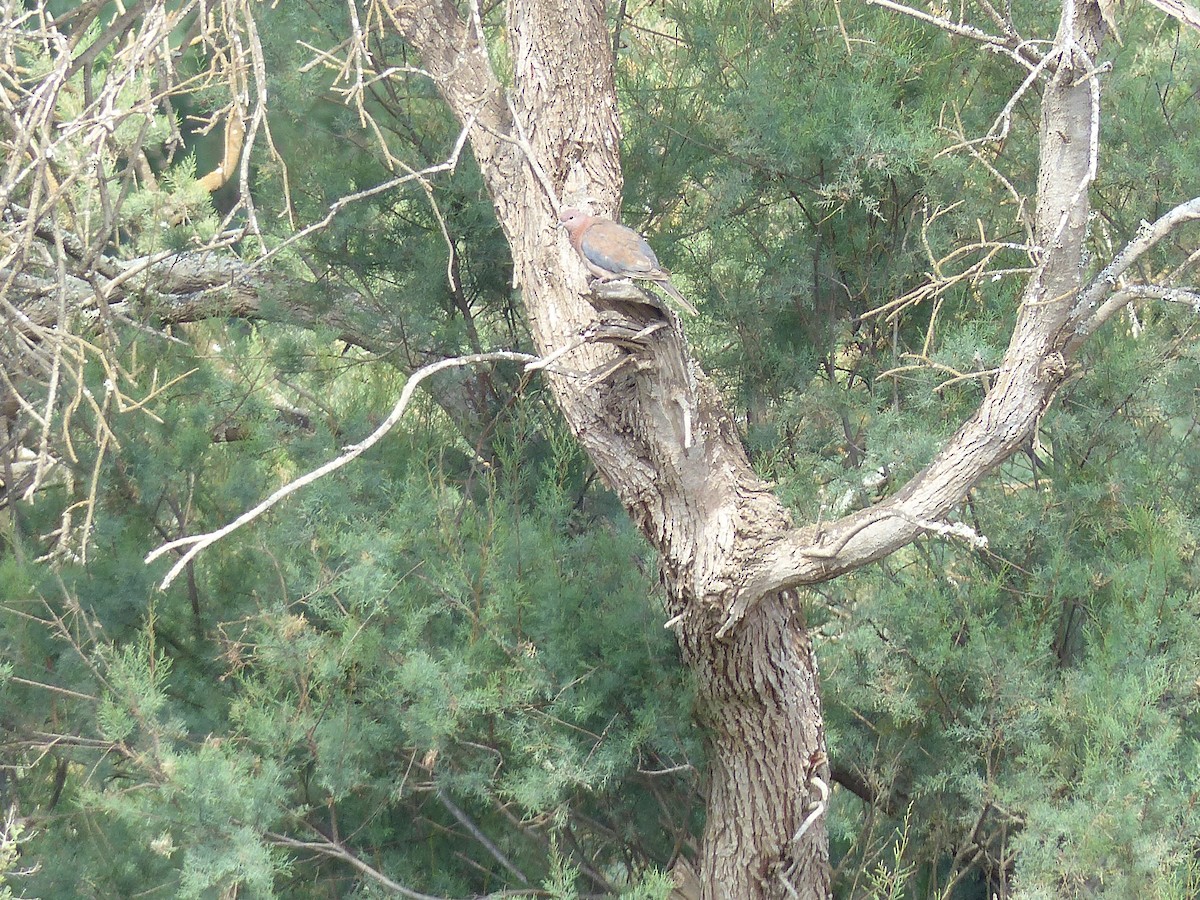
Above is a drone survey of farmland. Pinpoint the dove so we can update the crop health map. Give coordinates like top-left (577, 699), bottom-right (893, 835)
top-left (558, 208), bottom-right (699, 315)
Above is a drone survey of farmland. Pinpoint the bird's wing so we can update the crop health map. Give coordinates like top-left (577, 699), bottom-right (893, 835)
top-left (581, 221), bottom-right (658, 276)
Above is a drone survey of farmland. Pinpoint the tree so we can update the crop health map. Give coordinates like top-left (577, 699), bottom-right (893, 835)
top-left (3, 0), bottom-right (1200, 898)
top-left (376, 0), bottom-right (1200, 895)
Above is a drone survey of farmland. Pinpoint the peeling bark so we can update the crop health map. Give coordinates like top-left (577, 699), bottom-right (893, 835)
top-left (1, 0), bottom-right (1122, 893)
top-left (377, 0), bottom-right (1115, 895)
top-left (680, 593), bottom-right (829, 898)
top-left (383, 0), bottom-right (834, 894)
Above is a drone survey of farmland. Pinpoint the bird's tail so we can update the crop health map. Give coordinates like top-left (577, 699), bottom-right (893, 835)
top-left (657, 276), bottom-right (700, 316)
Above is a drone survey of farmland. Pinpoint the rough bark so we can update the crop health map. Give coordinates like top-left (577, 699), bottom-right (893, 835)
top-left (2, 0), bottom-right (1183, 892)
top-left (384, 0), bottom-right (834, 894)
top-left (376, 0), bottom-right (1114, 896)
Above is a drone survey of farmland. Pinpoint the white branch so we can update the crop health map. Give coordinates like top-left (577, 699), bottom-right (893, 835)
top-left (144, 351), bottom-right (539, 589)
top-left (1143, 0), bottom-right (1200, 33)
top-left (791, 776), bottom-right (829, 844)
top-left (249, 115), bottom-right (477, 271)
top-left (866, 0), bottom-right (1041, 68)
top-left (1068, 196), bottom-right (1200, 347)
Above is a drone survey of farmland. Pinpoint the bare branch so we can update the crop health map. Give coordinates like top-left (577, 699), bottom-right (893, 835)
top-left (249, 116), bottom-right (477, 270)
top-left (729, 0), bottom-right (1107, 608)
top-left (866, 0), bottom-right (1043, 68)
top-left (264, 830), bottom-right (452, 899)
top-left (1142, 0), bottom-right (1200, 32)
top-left (437, 790), bottom-right (530, 886)
top-left (145, 351), bottom-right (540, 589)
top-left (1065, 195), bottom-right (1200, 352)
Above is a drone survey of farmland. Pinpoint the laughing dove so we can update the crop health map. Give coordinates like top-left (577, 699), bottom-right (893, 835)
top-left (558, 208), bottom-right (699, 315)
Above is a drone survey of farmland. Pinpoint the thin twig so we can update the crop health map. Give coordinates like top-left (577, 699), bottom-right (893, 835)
top-left (437, 790), bottom-right (530, 886)
top-left (264, 830), bottom-right (449, 899)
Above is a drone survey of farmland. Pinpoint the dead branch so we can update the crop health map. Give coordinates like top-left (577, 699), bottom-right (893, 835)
top-left (1065, 195), bottom-right (1200, 353)
top-left (145, 351), bottom-right (540, 589)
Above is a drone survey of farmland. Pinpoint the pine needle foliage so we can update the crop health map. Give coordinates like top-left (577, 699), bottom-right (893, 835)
top-left (4, 0), bottom-right (1200, 896)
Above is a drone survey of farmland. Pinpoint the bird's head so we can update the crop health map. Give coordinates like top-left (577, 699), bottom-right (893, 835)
top-left (558, 208), bottom-right (589, 234)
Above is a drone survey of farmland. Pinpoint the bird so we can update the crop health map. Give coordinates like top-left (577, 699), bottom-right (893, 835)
top-left (558, 208), bottom-right (699, 315)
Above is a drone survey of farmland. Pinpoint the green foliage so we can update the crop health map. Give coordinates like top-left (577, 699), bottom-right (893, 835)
top-left (122, 154), bottom-right (224, 254)
top-left (865, 808), bottom-right (917, 900)
top-left (6, 0), bottom-right (1200, 896)
top-left (3, 325), bottom-right (695, 896)
top-left (819, 336), bottom-right (1200, 897)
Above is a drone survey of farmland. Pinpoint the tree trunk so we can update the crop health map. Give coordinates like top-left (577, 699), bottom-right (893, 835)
top-left (383, 0), bottom-right (1107, 896)
top-left (680, 592), bottom-right (828, 899)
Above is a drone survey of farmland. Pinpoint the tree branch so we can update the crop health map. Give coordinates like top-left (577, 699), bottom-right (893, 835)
top-left (866, 0), bottom-right (1043, 68)
top-left (1064, 195), bottom-right (1200, 353)
top-left (730, 0), bottom-right (1107, 612)
top-left (265, 830), bottom-right (451, 899)
top-left (145, 351), bottom-right (540, 589)
top-left (437, 790), bottom-right (530, 886)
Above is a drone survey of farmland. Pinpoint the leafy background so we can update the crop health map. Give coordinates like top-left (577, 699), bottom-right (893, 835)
top-left (3, 0), bottom-right (1200, 897)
